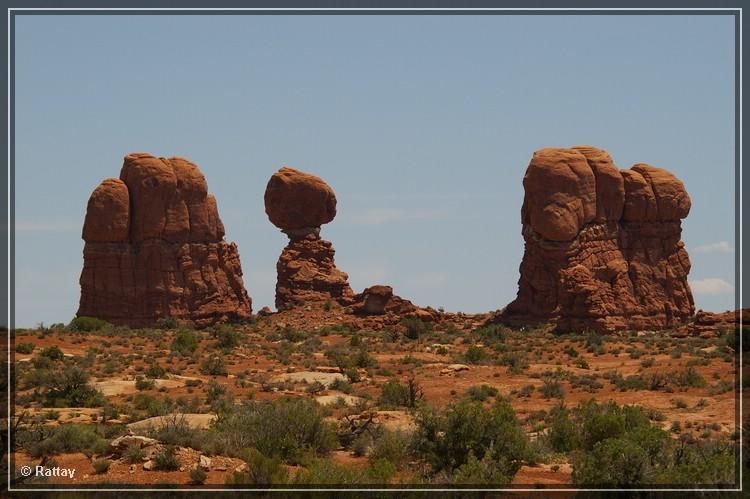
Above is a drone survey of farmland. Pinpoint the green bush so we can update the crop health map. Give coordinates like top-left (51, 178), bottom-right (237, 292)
top-left (368, 429), bottom-right (410, 467)
top-left (402, 317), bottom-right (431, 340)
top-left (44, 367), bottom-right (105, 407)
top-left (201, 355), bottom-right (228, 376)
top-left (92, 459), bottom-right (111, 474)
top-left (215, 325), bottom-right (241, 350)
top-left (189, 465), bottom-right (208, 484)
top-left (156, 316), bottom-right (180, 330)
top-left (145, 364), bottom-right (167, 379)
top-left (452, 447), bottom-right (513, 485)
top-left (15, 342), bottom-right (35, 354)
top-left (135, 377), bottom-right (156, 391)
top-left (379, 379), bottom-right (408, 407)
top-left (464, 345), bottom-right (490, 364)
top-left (412, 397), bottom-right (531, 478)
top-left (466, 384), bottom-right (499, 402)
top-left (546, 405), bottom-right (579, 453)
top-left (24, 424), bottom-right (109, 458)
top-left (474, 324), bottom-right (508, 345)
top-left (171, 330), bottom-right (199, 355)
top-left (226, 448), bottom-right (287, 485)
top-left (210, 398), bottom-right (337, 463)
top-left (292, 458), bottom-right (367, 484)
top-left (572, 438), bottom-right (649, 486)
top-left (123, 444), bottom-right (146, 464)
top-left (154, 445), bottom-right (180, 470)
top-left (69, 316), bottom-right (109, 332)
top-left (39, 345), bottom-right (64, 361)
top-left (540, 379), bottom-right (565, 399)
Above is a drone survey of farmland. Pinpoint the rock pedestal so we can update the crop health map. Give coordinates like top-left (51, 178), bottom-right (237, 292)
top-left (502, 146), bottom-right (694, 332)
top-left (77, 153), bottom-right (252, 327)
top-left (264, 167), bottom-right (353, 310)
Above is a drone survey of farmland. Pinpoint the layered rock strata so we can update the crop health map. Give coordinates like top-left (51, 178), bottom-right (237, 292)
top-left (78, 153), bottom-right (252, 327)
top-left (502, 146), bottom-right (694, 332)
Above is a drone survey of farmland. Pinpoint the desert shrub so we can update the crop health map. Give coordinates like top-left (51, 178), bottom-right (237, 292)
top-left (292, 458), bottom-right (367, 484)
top-left (145, 364), bottom-right (167, 379)
top-left (540, 379), bottom-right (565, 399)
top-left (206, 379), bottom-right (227, 404)
top-left (353, 348), bottom-right (376, 368)
top-left (123, 444), bottom-right (146, 464)
top-left (189, 465), bottom-right (208, 484)
top-left (412, 397), bottom-right (531, 478)
top-left (366, 458), bottom-right (397, 483)
top-left (15, 342), bottom-right (35, 354)
top-left (564, 345), bottom-right (579, 358)
top-left (39, 345), bottom-right (64, 361)
top-left (546, 405), bottom-right (579, 453)
top-left (92, 459), bottom-right (111, 474)
top-left (200, 355), bottom-right (228, 376)
top-left (156, 316), bottom-right (179, 330)
top-left (133, 394), bottom-right (170, 417)
top-left (474, 324), bottom-right (508, 345)
top-left (43, 367), bottom-right (105, 407)
top-left (135, 377), bottom-right (156, 391)
top-left (655, 453), bottom-right (735, 485)
top-left (215, 325), bottom-right (241, 350)
top-left (329, 377), bottom-right (352, 394)
top-left (210, 397), bottom-right (337, 463)
top-left (226, 448), bottom-right (287, 485)
top-left (572, 438), bottom-right (650, 486)
top-left (670, 367), bottom-right (707, 388)
top-left (368, 429), bottom-right (410, 467)
top-left (171, 330), bottom-right (199, 355)
top-left (402, 317), bottom-right (431, 340)
top-left (466, 384), bottom-right (499, 402)
top-left (500, 351), bottom-right (529, 374)
top-left (69, 316), bottom-right (109, 332)
top-left (154, 445), bottom-right (180, 470)
top-left (452, 446), bottom-right (514, 485)
top-left (379, 379), bottom-right (410, 408)
top-left (464, 345), bottom-right (490, 364)
top-left (24, 424), bottom-right (109, 458)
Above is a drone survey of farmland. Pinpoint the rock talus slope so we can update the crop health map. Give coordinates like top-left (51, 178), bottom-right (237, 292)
top-left (78, 153), bottom-right (252, 326)
top-left (502, 146), bottom-right (694, 332)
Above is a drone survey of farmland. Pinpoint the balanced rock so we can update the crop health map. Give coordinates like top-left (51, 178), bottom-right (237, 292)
top-left (78, 153), bottom-right (252, 327)
top-left (502, 146), bottom-right (694, 332)
top-left (265, 167), bottom-right (353, 310)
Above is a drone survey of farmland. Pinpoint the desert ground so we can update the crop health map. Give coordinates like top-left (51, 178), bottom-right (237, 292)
top-left (6, 305), bottom-right (746, 488)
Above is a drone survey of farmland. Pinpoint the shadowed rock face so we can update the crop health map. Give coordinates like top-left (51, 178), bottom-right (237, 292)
top-left (78, 153), bottom-right (252, 327)
top-left (503, 145), bottom-right (694, 332)
top-left (264, 167), bottom-right (353, 310)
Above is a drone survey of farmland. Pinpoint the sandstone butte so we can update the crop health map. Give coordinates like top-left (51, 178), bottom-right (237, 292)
top-left (77, 153), bottom-right (252, 327)
top-left (501, 145), bottom-right (695, 333)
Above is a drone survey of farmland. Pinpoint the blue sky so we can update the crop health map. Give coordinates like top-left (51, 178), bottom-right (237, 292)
top-left (13, 14), bottom-right (736, 327)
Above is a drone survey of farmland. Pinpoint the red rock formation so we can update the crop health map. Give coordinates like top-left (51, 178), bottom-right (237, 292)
top-left (77, 153), bottom-right (252, 327)
top-left (688, 309), bottom-right (747, 337)
top-left (503, 146), bottom-right (694, 332)
top-left (264, 167), bottom-right (353, 310)
top-left (351, 285), bottom-right (418, 316)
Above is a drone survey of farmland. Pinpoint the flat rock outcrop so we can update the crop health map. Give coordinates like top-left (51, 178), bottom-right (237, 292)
top-left (502, 145), bottom-right (694, 332)
top-left (78, 153), bottom-right (252, 327)
top-left (265, 167), bottom-right (353, 310)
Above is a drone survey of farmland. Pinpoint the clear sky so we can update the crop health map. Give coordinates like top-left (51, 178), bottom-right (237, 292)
top-left (13, 14), bottom-right (736, 328)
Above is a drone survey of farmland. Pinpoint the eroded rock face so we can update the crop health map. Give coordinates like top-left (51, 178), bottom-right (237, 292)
top-left (78, 153), bottom-right (252, 327)
top-left (264, 167), bottom-right (337, 233)
top-left (265, 167), bottom-right (353, 310)
top-left (351, 285), bottom-right (419, 316)
top-left (503, 145), bottom-right (694, 332)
